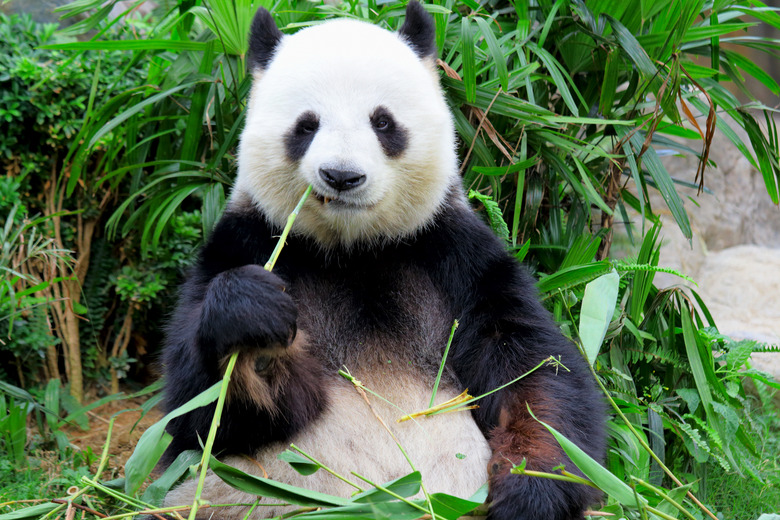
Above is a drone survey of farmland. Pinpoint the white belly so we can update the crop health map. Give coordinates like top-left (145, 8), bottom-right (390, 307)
top-left (165, 370), bottom-right (491, 519)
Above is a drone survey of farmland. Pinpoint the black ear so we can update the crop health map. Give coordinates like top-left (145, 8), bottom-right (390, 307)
top-left (248, 7), bottom-right (284, 70)
top-left (398, 1), bottom-right (437, 60)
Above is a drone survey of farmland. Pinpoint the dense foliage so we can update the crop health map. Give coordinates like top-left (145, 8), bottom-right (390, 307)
top-left (1, 1), bottom-right (779, 519)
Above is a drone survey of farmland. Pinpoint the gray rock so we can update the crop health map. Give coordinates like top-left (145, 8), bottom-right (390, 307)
top-left (631, 115), bottom-right (780, 380)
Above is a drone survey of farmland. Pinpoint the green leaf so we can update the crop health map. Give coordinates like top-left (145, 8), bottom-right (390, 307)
top-left (604, 15), bottom-right (656, 76)
top-left (0, 503), bottom-right (59, 520)
top-left (572, 157), bottom-right (612, 215)
top-left (537, 261), bottom-right (613, 296)
top-left (83, 82), bottom-right (198, 163)
top-left (474, 17), bottom-right (508, 92)
top-left (629, 132), bottom-right (691, 240)
top-left (124, 382), bottom-right (221, 495)
top-left (180, 41), bottom-right (215, 164)
top-left (427, 492), bottom-right (485, 520)
top-left (44, 378), bottom-right (61, 430)
top-left (528, 406), bottom-right (648, 508)
top-left (599, 49), bottom-right (620, 116)
top-left (723, 49), bottom-right (780, 95)
top-left (579, 269), bottom-right (620, 366)
top-left (680, 304), bottom-right (737, 470)
top-left (42, 40), bottom-right (222, 52)
top-left (471, 157), bottom-right (537, 176)
top-left (58, 391), bottom-right (125, 430)
top-left (209, 456), bottom-right (349, 507)
top-left (460, 17), bottom-right (476, 104)
top-left (277, 449), bottom-right (322, 476)
top-left (352, 472), bottom-right (421, 503)
top-left (530, 44), bottom-right (581, 116)
top-left (295, 501), bottom-right (422, 520)
top-left (142, 449), bottom-right (203, 505)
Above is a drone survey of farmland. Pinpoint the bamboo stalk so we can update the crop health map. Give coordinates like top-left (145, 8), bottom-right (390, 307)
top-left (188, 186), bottom-right (312, 520)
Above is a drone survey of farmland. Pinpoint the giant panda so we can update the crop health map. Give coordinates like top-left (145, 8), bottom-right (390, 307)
top-left (161, 3), bottom-right (605, 520)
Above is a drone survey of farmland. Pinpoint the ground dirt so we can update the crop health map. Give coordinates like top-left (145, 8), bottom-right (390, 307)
top-left (61, 390), bottom-right (164, 477)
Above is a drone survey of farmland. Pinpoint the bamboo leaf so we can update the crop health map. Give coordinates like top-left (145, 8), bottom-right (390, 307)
top-left (352, 472), bottom-right (421, 503)
top-left (42, 40), bottom-right (222, 52)
top-left (474, 17), bottom-right (508, 92)
top-left (460, 17), bottom-right (476, 104)
top-left (599, 48), bottom-right (620, 116)
top-left (723, 49), bottom-right (780, 95)
top-left (86, 82), bottom-right (198, 152)
top-left (0, 503), bottom-right (59, 520)
top-left (537, 261), bottom-right (614, 296)
top-left (629, 132), bottom-right (692, 239)
top-left (124, 382), bottom-right (221, 496)
top-left (572, 157), bottom-right (612, 215)
top-left (180, 41), bottom-right (215, 164)
top-left (142, 449), bottom-right (203, 505)
top-left (209, 456), bottom-right (349, 507)
top-left (426, 492), bottom-right (485, 520)
top-left (471, 157), bottom-right (537, 176)
top-left (277, 450), bottom-right (322, 476)
top-left (604, 14), bottom-right (656, 76)
top-left (529, 406), bottom-right (648, 508)
top-left (530, 44), bottom-right (581, 116)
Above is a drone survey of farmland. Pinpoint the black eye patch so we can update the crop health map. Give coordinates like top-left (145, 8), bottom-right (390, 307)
top-left (284, 111), bottom-right (320, 162)
top-left (370, 106), bottom-right (408, 158)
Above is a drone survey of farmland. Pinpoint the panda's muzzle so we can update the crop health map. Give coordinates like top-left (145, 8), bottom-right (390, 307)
top-left (319, 167), bottom-right (366, 192)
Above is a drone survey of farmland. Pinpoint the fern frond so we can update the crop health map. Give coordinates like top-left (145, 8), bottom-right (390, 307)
top-left (614, 262), bottom-right (696, 285)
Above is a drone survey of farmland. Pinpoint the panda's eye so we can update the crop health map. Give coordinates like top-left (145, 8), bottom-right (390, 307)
top-left (298, 120), bottom-right (319, 134)
top-left (294, 112), bottom-right (320, 135)
top-left (370, 106), bottom-right (407, 158)
top-left (373, 118), bottom-right (390, 131)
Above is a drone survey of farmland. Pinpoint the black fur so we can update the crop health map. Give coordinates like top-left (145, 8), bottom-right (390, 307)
top-left (162, 192), bottom-right (605, 520)
top-left (370, 106), bottom-right (408, 158)
top-left (398, 1), bottom-right (437, 60)
top-left (284, 111), bottom-right (320, 162)
top-left (248, 7), bottom-right (283, 70)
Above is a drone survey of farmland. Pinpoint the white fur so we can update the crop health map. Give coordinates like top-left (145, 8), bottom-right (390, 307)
top-left (164, 372), bottom-right (491, 519)
top-left (234, 19), bottom-right (459, 247)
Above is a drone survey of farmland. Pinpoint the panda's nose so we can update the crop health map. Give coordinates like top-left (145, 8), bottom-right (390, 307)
top-left (319, 168), bottom-right (366, 192)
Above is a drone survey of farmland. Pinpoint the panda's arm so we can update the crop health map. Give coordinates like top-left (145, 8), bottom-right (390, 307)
top-left (161, 209), bottom-right (326, 463)
top-left (443, 221), bottom-right (605, 520)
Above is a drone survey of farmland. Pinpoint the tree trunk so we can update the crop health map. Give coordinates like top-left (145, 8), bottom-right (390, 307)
top-left (43, 167), bottom-right (99, 403)
top-left (109, 304), bottom-right (134, 395)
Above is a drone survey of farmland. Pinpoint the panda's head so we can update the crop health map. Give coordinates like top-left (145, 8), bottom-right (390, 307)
top-left (234, 2), bottom-right (459, 248)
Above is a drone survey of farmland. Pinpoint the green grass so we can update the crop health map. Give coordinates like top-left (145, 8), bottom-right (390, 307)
top-left (0, 453), bottom-right (90, 503)
top-left (705, 467), bottom-right (780, 518)
top-left (704, 406), bottom-right (780, 518)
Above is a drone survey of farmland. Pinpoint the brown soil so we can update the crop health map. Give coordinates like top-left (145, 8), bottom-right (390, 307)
top-left (61, 391), bottom-right (164, 478)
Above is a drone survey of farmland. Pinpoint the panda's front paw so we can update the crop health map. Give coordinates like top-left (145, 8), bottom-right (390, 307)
top-left (197, 264), bottom-right (297, 359)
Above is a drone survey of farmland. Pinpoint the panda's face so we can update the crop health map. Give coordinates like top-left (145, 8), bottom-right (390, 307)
top-left (235, 15), bottom-right (458, 248)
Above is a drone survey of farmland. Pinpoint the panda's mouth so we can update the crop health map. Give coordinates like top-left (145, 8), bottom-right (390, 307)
top-left (313, 191), bottom-right (373, 210)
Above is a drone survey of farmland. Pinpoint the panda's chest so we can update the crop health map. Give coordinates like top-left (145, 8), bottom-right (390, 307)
top-left (289, 264), bottom-right (453, 372)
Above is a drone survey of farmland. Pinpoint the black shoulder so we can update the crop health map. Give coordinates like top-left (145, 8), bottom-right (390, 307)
top-left (197, 202), bottom-right (277, 276)
top-left (411, 194), bottom-right (516, 305)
